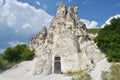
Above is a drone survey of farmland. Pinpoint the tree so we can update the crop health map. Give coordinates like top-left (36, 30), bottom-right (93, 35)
top-left (20, 48), bottom-right (34, 60)
top-left (94, 17), bottom-right (120, 62)
top-left (0, 54), bottom-right (8, 70)
top-left (0, 44), bottom-right (34, 70)
top-left (4, 47), bottom-right (20, 62)
top-left (4, 44), bottom-right (35, 62)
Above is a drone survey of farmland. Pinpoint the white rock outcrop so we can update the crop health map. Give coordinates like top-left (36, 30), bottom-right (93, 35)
top-left (29, 2), bottom-right (105, 75)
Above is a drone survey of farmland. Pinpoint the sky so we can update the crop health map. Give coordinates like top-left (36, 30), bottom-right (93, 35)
top-left (0, 0), bottom-right (120, 53)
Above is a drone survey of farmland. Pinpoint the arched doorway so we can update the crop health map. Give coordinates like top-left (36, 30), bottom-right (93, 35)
top-left (54, 56), bottom-right (61, 74)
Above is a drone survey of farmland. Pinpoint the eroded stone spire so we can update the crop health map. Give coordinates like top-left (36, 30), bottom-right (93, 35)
top-left (56, 2), bottom-right (67, 18)
top-left (28, 3), bottom-right (104, 75)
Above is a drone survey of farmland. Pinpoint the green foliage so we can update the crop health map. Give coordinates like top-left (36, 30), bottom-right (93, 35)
top-left (87, 28), bottom-right (100, 34)
top-left (20, 48), bottom-right (34, 60)
top-left (0, 44), bottom-right (34, 70)
top-left (101, 63), bottom-right (120, 80)
top-left (64, 70), bottom-right (82, 76)
top-left (0, 54), bottom-right (8, 70)
top-left (101, 71), bottom-right (111, 80)
top-left (76, 73), bottom-right (91, 80)
top-left (4, 44), bottom-right (34, 62)
top-left (110, 63), bottom-right (120, 80)
top-left (71, 70), bottom-right (92, 80)
top-left (4, 47), bottom-right (21, 62)
top-left (94, 17), bottom-right (120, 62)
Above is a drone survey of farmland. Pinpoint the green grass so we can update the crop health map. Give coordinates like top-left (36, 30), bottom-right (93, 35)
top-left (0, 55), bottom-right (8, 70)
top-left (87, 28), bottom-right (101, 34)
top-left (63, 70), bottom-right (92, 80)
top-left (101, 71), bottom-right (111, 80)
top-left (72, 71), bottom-right (92, 80)
top-left (110, 63), bottom-right (120, 80)
top-left (63, 70), bottom-right (82, 76)
top-left (101, 63), bottom-right (120, 80)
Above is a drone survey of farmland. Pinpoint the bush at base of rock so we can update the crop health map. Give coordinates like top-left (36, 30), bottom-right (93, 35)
top-left (94, 17), bottom-right (120, 62)
top-left (0, 44), bottom-right (35, 70)
top-left (4, 44), bottom-right (35, 62)
top-left (0, 54), bottom-right (8, 70)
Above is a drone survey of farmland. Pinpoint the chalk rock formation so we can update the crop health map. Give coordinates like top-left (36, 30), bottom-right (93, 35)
top-left (29, 2), bottom-right (105, 75)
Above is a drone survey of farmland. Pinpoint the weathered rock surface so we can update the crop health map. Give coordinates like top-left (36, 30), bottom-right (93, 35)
top-left (29, 2), bottom-right (105, 75)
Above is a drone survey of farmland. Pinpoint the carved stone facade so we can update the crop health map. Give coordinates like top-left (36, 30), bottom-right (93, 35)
top-left (29, 3), bottom-right (104, 75)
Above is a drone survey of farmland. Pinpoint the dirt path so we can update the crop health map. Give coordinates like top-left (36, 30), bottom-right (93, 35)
top-left (0, 61), bottom-right (71, 80)
top-left (90, 58), bottom-right (111, 80)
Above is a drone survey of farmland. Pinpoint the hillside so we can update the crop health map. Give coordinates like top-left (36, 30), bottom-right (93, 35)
top-left (87, 28), bottom-right (100, 34)
top-left (1, 2), bottom-right (120, 80)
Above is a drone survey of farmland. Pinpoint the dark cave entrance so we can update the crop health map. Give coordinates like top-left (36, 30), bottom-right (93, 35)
top-left (54, 56), bottom-right (61, 74)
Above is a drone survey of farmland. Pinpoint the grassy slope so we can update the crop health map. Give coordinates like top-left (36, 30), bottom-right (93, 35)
top-left (87, 28), bottom-right (101, 34)
top-left (101, 63), bottom-right (120, 80)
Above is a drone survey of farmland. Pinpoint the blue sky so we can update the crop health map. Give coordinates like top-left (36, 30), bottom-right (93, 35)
top-left (0, 0), bottom-right (120, 53)
top-left (19, 0), bottom-right (120, 26)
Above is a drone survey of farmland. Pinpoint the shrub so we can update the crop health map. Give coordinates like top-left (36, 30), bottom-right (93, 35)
top-left (4, 47), bottom-right (21, 62)
top-left (110, 63), bottom-right (120, 80)
top-left (20, 48), bottom-right (34, 60)
top-left (94, 17), bottom-right (120, 62)
top-left (87, 28), bottom-right (100, 34)
top-left (0, 54), bottom-right (8, 70)
top-left (0, 44), bottom-right (34, 70)
top-left (71, 70), bottom-right (92, 80)
top-left (101, 71), bottom-right (111, 80)
top-left (101, 63), bottom-right (120, 80)
top-left (4, 44), bottom-right (34, 62)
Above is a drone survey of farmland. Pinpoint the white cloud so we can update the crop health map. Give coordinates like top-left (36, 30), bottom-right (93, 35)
top-left (36, 1), bottom-right (40, 6)
top-left (0, 0), bottom-right (4, 11)
top-left (22, 23), bottom-right (33, 29)
top-left (80, 19), bottom-right (98, 29)
top-left (8, 41), bottom-right (25, 47)
top-left (0, 0), bottom-right (53, 50)
top-left (101, 14), bottom-right (120, 28)
top-left (0, 0), bottom-right (3, 6)
top-left (0, 0), bottom-right (52, 30)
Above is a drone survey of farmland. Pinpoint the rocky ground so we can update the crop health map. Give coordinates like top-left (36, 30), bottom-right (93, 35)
top-left (90, 58), bottom-right (111, 80)
top-left (0, 58), bottom-right (111, 80)
top-left (0, 74), bottom-right (71, 80)
top-left (0, 61), bottom-right (71, 80)
top-left (0, 3), bottom-right (112, 80)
